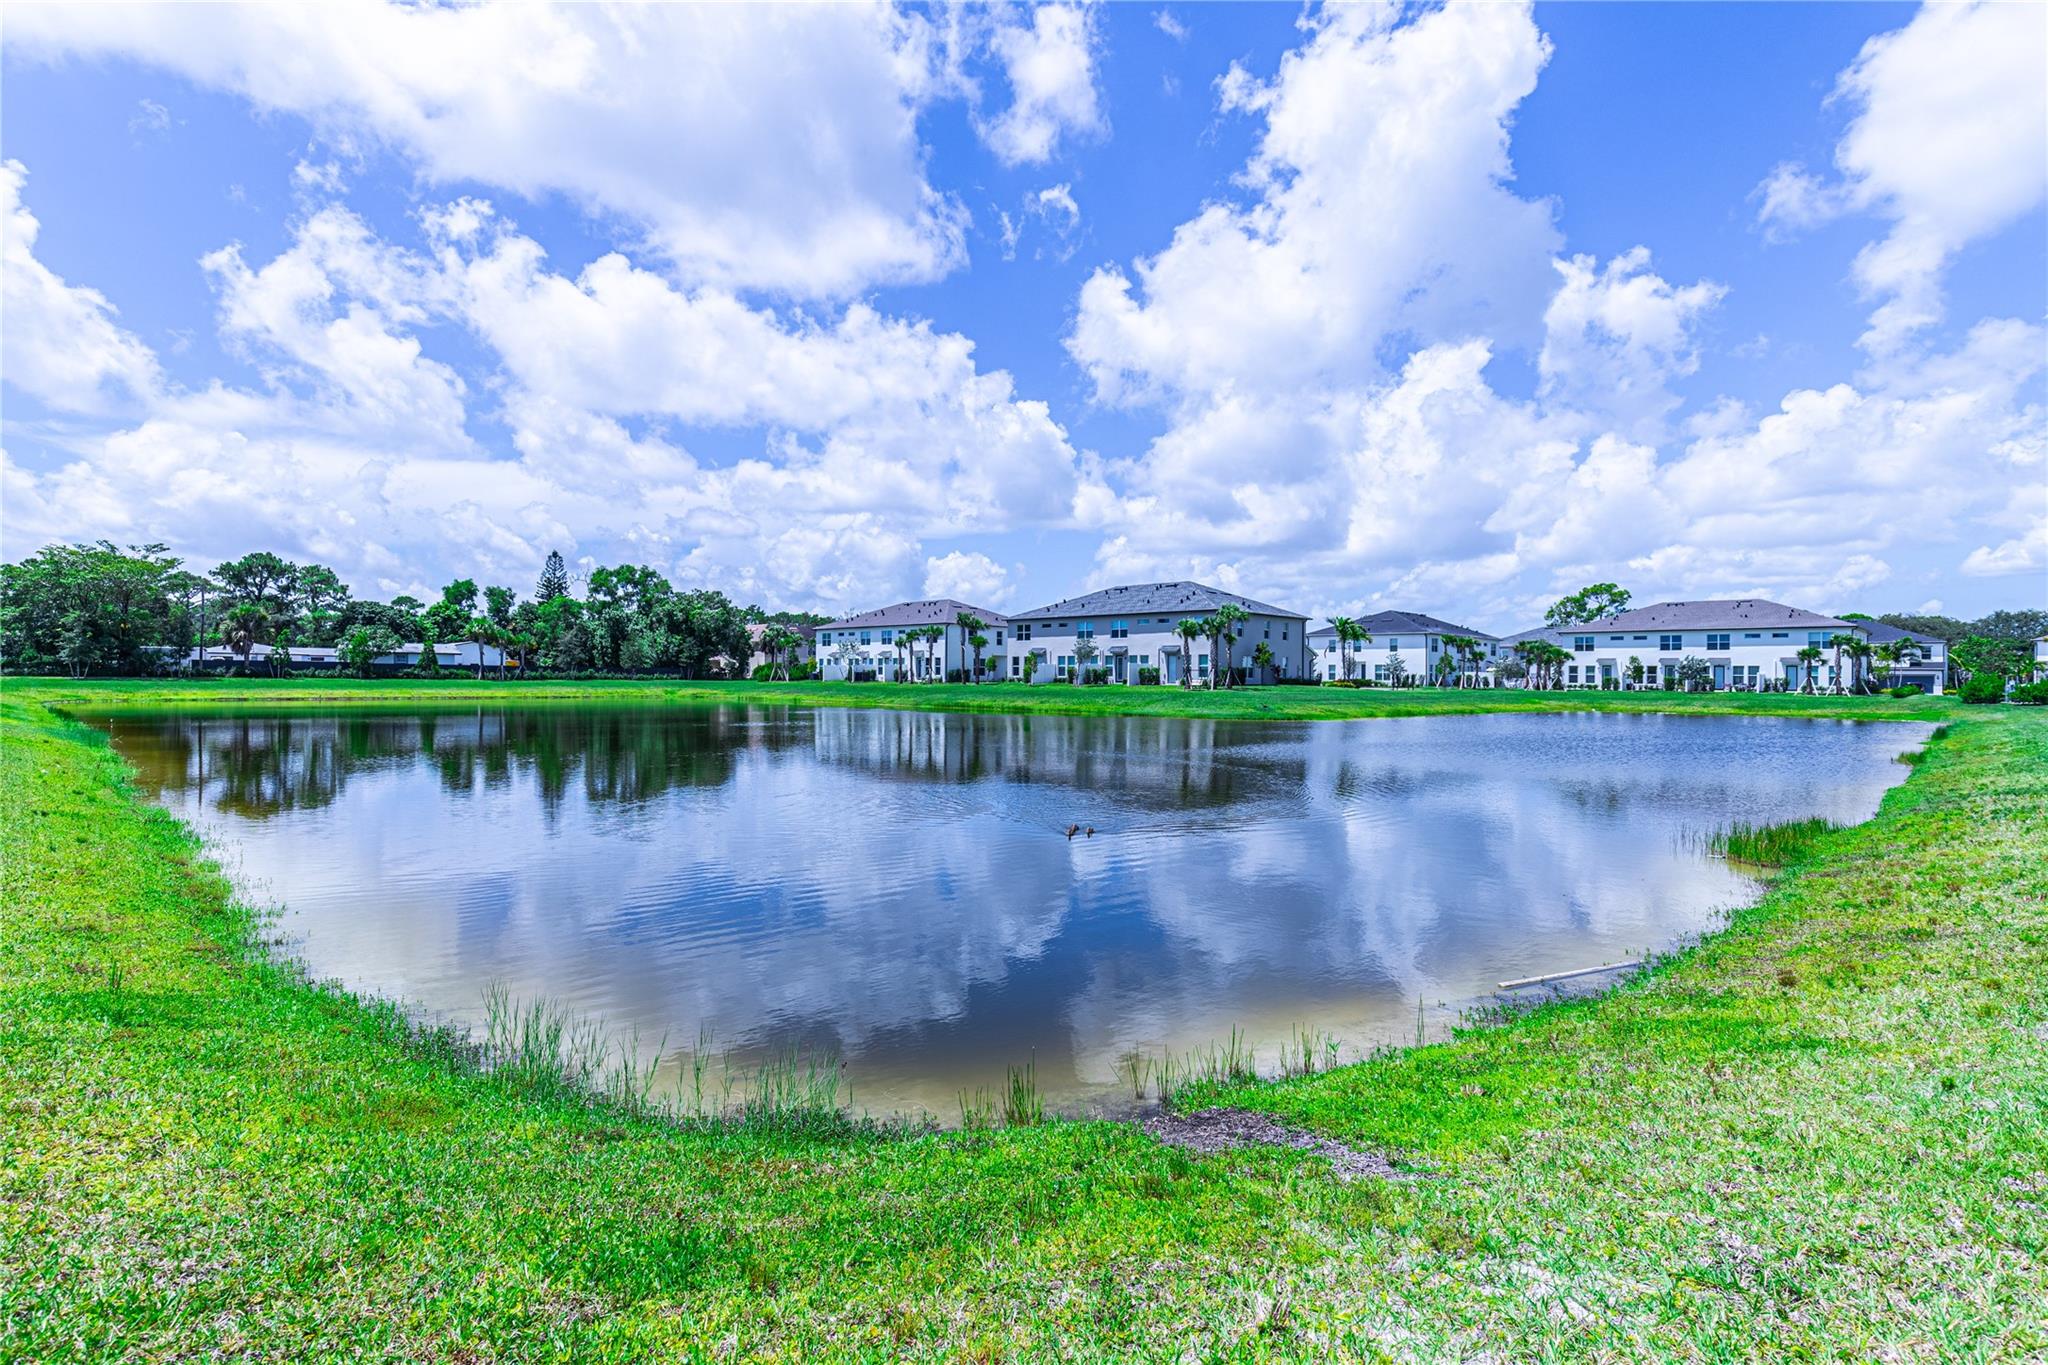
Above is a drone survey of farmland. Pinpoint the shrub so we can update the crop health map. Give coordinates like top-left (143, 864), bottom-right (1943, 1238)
top-left (1885, 684), bottom-right (1923, 699)
top-left (2008, 680), bottom-right (2048, 706)
top-left (1137, 667), bottom-right (1161, 686)
top-left (1958, 673), bottom-right (2007, 705)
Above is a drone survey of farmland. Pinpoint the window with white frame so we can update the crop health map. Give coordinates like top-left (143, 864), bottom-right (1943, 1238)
top-left (1659, 634), bottom-right (1682, 652)
top-left (1706, 633), bottom-right (1730, 651)
top-left (1574, 635), bottom-right (1594, 652)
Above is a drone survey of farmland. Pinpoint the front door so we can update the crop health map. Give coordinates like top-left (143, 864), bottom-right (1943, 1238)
top-left (1113, 653), bottom-right (1127, 683)
top-left (1713, 664), bottom-right (1727, 690)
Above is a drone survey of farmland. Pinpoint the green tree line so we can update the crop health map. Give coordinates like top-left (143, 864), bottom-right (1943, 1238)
top-left (0, 542), bottom-right (809, 678)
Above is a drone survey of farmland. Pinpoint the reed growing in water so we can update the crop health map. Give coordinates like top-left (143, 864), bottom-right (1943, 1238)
top-left (1708, 816), bottom-right (1842, 867)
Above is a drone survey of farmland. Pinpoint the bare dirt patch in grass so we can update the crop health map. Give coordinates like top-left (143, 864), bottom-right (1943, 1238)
top-left (1142, 1107), bottom-right (1415, 1181)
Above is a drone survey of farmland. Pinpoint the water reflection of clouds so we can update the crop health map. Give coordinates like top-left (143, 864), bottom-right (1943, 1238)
top-left (105, 706), bottom-right (1931, 1110)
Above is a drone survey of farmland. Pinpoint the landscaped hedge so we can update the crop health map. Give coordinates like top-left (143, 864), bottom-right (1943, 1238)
top-left (1959, 674), bottom-right (2008, 704)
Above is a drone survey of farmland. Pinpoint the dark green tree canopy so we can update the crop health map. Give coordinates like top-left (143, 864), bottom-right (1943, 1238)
top-left (1545, 583), bottom-right (1632, 629)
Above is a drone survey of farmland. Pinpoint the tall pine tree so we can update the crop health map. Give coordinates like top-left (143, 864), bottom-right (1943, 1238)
top-left (536, 550), bottom-right (570, 603)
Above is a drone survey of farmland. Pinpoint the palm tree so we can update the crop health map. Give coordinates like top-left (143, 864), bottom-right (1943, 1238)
top-left (924, 624), bottom-right (947, 682)
top-left (1174, 617), bottom-right (1205, 688)
top-left (1441, 634), bottom-right (1478, 688)
top-left (467, 614), bottom-right (494, 678)
top-left (1328, 616), bottom-right (1356, 682)
top-left (1513, 640), bottom-right (1540, 689)
top-left (223, 602), bottom-right (268, 673)
top-left (1874, 636), bottom-right (1919, 690)
top-left (1210, 604), bottom-right (1250, 688)
top-left (1796, 644), bottom-right (1824, 693)
top-left (956, 612), bottom-right (988, 683)
top-left (1840, 637), bottom-right (1874, 695)
top-left (763, 625), bottom-right (800, 681)
top-left (1828, 633), bottom-right (1850, 694)
top-left (1252, 640), bottom-right (1275, 681)
top-left (1343, 620), bottom-right (1372, 683)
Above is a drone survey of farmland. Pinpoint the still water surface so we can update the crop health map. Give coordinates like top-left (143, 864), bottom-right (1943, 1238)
top-left (99, 706), bottom-right (1930, 1115)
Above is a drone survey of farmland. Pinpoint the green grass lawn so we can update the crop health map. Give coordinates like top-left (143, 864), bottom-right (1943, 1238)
top-left (12, 672), bottom-right (1959, 725)
top-left (2, 686), bottom-right (2042, 1360)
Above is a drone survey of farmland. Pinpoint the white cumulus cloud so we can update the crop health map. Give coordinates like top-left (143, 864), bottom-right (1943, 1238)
top-left (5, 2), bottom-right (969, 298)
top-left (1, 160), bottom-right (162, 414)
top-left (1753, 1), bottom-right (2048, 353)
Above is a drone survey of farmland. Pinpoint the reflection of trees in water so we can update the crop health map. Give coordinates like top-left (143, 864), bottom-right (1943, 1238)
top-left (130, 708), bottom-right (820, 819)
top-left (128, 705), bottom-right (1313, 824)
top-left (808, 710), bottom-right (1297, 810)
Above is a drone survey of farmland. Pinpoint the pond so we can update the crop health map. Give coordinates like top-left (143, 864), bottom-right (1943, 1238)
top-left (97, 705), bottom-right (1931, 1117)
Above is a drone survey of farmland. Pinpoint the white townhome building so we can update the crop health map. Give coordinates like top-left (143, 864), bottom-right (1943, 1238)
top-left (1307, 611), bottom-right (1501, 685)
top-left (1005, 581), bottom-right (1310, 685)
top-left (814, 599), bottom-right (1008, 682)
top-left (1502, 599), bottom-right (1943, 693)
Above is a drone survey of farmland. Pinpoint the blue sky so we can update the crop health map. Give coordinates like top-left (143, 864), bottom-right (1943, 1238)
top-left (2, 1), bottom-right (2042, 632)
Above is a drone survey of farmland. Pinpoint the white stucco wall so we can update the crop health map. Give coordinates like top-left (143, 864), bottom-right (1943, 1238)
top-left (1013, 610), bottom-right (1308, 684)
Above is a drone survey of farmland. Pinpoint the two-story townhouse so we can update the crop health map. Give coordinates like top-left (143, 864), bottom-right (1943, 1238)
top-left (1505, 599), bottom-right (1883, 692)
top-left (1006, 581), bottom-right (1310, 685)
top-left (1306, 611), bottom-right (1501, 685)
top-left (1856, 621), bottom-right (1947, 695)
top-left (813, 599), bottom-right (1009, 682)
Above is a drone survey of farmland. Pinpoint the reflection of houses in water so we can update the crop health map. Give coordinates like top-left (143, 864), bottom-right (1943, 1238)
top-left (804, 708), bottom-right (1288, 811)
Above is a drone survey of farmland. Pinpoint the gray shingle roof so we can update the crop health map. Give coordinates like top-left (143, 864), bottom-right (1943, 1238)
top-left (1307, 610), bottom-right (1497, 642)
top-left (1506, 599), bottom-right (1857, 640)
top-left (818, 599), bottom-right (1007, 631)
top-left (1008, 580), bottom-right (1305, 622)
top-left (1858, 621), bottom-right (1944, 647)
